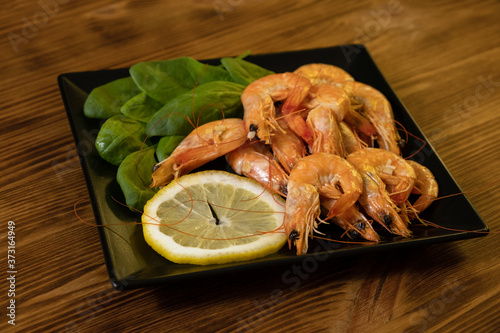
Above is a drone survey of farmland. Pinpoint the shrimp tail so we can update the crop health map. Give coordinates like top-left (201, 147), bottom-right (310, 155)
top-left (324, 193), bottom-right (360, 220)
top-left (320, 182), bottom-right (362, 220)
top-left (281, 77), bottom-right (313, 146)
top-left (281, 81), bottom-right (310, 115)
top-left (343, 108), bottom-right (377, 138)
top-left (283, 113), bottom-right (314, 146)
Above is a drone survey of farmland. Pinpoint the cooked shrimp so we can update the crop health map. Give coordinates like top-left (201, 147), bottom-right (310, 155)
top-left (346, 148), bottom-right (415, 238)
top-left (226, 141), bottom-right (288, 195)
top-left (343, 81), bottom-right (403, 154)
top-left (343, 108), bottom-right (378, 142)
top-left (305, 84), bottom-right (350, 122)
top-left (339, 121), bottom-right (364, 154)
top-left (303, 84), bottom-right (350, 156)
top-left (321, 197), bottom-right (380, 242)
top-left (241, 72), bottom-right (311, 144)
top-left (306, 111), bottom-right (345, 156)
top-left (269, 119), bottom-right (307, 173)
top-left (406, 160), bottom-right (438, 216)
top-left (151, 118), bottom-right (247, 188)
top-left (294, 63), bottom-right (354, 85)
top-left (285, 153), bottom-right (363, 254)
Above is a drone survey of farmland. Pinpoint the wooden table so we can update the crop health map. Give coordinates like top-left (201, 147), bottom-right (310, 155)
top-left (2, 0), bottom-right (499, 332)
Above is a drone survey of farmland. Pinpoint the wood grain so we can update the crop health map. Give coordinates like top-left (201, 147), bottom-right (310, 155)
top-left (1, 0), bottom-right (500, 332)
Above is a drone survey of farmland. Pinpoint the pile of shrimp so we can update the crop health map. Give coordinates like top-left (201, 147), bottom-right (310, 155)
top-left (150, 63), bottom-right (438, 255)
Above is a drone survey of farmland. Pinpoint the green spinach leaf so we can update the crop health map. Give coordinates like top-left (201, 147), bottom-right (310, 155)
top-left (147, 81), bottom-right (245, 137)
top-left (116, 145), bottom-right (158, 211)
top-left (220, 57), bottom-right (274, 85)
top-left (120, 92), bottom-right (163, 122)
top-left (130, 57), bottom-right (232, 104)
top-left (84, 77), bottom-right (141, 119)
top-left (95, 115), bottom-right (150, 165)
top-left (156, 135), bottom-right (186, 162)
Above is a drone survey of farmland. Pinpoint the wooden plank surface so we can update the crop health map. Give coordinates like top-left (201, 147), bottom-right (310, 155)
top-left (1, 0), bottom-right (499, 332)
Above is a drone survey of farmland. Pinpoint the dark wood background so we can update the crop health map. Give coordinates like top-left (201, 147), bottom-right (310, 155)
top-left (1, 0), bottom-right (499, 332)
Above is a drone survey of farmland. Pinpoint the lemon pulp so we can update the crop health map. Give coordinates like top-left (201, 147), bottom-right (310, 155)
top-left (142, 171), bottom-right (286, 265)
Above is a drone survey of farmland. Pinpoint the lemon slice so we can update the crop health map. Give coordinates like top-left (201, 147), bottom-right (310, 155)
top-left (142, 170), bottom-right (286, 265)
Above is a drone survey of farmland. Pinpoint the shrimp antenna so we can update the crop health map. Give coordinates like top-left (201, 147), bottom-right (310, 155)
top-left (73, 199), bottom-right (133, 247)
top-left (394, 120), bottom-right (427, 160)
top-left (312, 234), bottom-right (377, 245)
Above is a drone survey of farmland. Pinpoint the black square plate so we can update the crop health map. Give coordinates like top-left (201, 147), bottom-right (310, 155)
top-left (58, 45), bottom-right (488, 290)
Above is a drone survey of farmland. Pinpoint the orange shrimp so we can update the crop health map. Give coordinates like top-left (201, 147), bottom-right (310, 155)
top-left (293, 64), bottom-right (377, 145)
top-left (225, 141), bottom-right (289, 195)
top-left (346, 148), bottom-right (415, 238)
top-left (285, 153), bottom-right (363, 254)
top-left (304, 84), bottom-right (350, 122)
top-left (321, 197), bottom-right (380, 242)
top-left (343, 81), bottom-right (403, 155)
top-left (151, 118), bottom-right (247, 188)
top-left (269, 119), bottom-right (307, 173)
top-left (343, 108), bottom-right (378, 142)
top-left (241, 72), bottom-right (312, 144)
top-left (339, 121), bottom-right (364, 154)
top-left (303, 84), bottom-right (350, 156)
top-left (406, 160), bottom-right (439, 216)
top-left (294, 63), bottom-right (354, 85)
